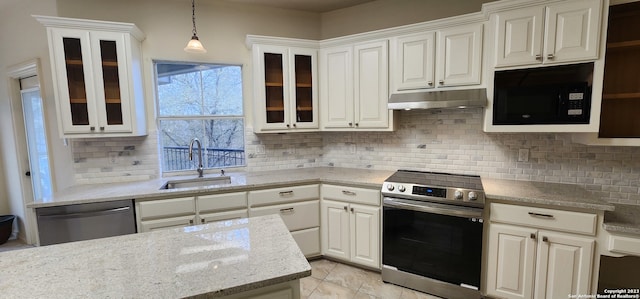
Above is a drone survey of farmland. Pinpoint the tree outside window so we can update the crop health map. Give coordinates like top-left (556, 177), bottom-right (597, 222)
top-left (155, 62), bottom-right (244, 172)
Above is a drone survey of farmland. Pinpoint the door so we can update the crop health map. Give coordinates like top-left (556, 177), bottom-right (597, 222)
top-left (486, 223), bottom-right (537, 299)
top-left (256, 45), bottom-right (289, 130)
top-left (289, 48), bottom-right (318, 129)
top-left (437, 24), bottom-right (483, 87)
top-left (544, 0), bottom-right (601, 63)
top-left (350, 203), bottom-right (379, 269)
top-left (50, 28), bottom-right (98, 134)
top-left (534, 231), bottom-right (594, 299)
top-left (320, 46), bottom-right (353, 129)
top-left (493, 7), bottom-right (545, 67)
top-left (392, 32), bottom-right (435, 91)
top-left (321, 200), bottom-right (350, 260)
top-left (20, 84), bottom-right (53, 202)
top-left (90, 31), bottom-right (132, 133)
top-left (354, 40), bottom-right (389, 129)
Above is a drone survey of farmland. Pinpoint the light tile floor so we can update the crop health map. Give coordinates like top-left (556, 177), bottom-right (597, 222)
top-left (302, 259), bottom-right (443, 299)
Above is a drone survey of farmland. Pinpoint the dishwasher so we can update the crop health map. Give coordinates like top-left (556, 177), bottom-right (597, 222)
top-left (36, 199), bottom-right (136, 246)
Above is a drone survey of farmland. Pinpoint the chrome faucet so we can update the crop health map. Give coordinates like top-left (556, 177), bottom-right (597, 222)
top-left (188, 138), bottom-right (204, 178)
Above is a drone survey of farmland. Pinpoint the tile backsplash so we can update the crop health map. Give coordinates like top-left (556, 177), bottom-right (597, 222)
top-left (71, 109), bottom-right (640, 205)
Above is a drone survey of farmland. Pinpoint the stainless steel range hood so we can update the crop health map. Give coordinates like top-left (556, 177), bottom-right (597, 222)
top-left (388, 88), bottom-right (487, 110)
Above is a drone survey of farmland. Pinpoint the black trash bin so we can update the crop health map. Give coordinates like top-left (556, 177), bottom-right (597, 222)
top-left (0, 215), bottom-right (15, 245)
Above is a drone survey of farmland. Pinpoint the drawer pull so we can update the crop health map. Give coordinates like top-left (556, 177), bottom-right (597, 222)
top-left (279, 191), bottom-right (294, 196)
top-left (528, 212), bottom-right (554, 219)
top-left (530, 233), bottom-right (536, 240)
top-left (279, 207), bottom-right (294, 213)
top-left (342, 190), bottom-right (357, 196)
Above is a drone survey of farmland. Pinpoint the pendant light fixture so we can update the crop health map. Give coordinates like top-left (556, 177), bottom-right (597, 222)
top-left (184, 0), bottom-right (207, 53)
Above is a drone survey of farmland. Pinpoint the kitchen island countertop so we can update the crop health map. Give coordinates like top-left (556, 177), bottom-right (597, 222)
top-left (0, 214), bottom-right (310, 298)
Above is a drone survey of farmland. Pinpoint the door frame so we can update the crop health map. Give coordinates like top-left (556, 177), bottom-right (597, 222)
top-left (6, 58), bottom-right (53, 244)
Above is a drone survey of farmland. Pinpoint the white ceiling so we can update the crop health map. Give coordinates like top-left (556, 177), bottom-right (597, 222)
top-left (223, 0), bottom-right (377, 12)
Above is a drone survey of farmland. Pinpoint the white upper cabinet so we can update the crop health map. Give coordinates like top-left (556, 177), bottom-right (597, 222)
top-left (251, 43), bottom-right (319, 133)
top-left (35, 16), bottom-right (147, 138)
top-left (390, 32), bottom-right (436, 91)
top-left (390, 23), bottom-right (482, 93)
top-left (437, 24), bottom-right (484, 87)
top-left (493, 0), bottom-right (602, 67)
top-left (320, 40), bottom-right (393, 131)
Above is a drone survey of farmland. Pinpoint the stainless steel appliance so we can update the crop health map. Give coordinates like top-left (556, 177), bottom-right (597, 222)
top-left (381, 170), bottom-right (485, 299)
top-left (493, 62), bottom-right (593, 125)
top-left (36, 199), bottom-right (136, 246)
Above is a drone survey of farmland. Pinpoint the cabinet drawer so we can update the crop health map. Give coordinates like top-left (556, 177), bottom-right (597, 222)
top-left (137, 197), bottom-right (195, 220)
top-left (139, 215), bottom-right (196, 232)
top-left (321, 184), bottom-right (380, 206)
top-left (249, 185), bottom-right (319, 206)
top-left (291, 227), bottom-right (320, 257)
top-left (608, 234), bottom-right (640, 256)
top-left (197, 192), bottom-right (247, 213)
top-left (199, 209), bottom-right (248, 225)
top-left (490, 203), bottom-right (597, 235)
top-left (249, 200), bottom-right (319, 231)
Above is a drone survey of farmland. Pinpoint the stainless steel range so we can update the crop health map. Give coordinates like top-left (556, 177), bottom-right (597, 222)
top-left (381, 170), bottom-right (486, 299)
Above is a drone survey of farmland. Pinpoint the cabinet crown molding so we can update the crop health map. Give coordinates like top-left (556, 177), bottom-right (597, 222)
top-left (245, 35), bottom-right (320, 49)
top-left (33, 15), bottom-right (146, 41)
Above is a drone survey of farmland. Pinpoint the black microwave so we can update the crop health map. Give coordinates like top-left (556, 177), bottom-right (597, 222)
top-left (493, 63), bottom-right (594, 125)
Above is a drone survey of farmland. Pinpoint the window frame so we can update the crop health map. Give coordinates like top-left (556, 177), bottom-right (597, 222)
top-left (153, 60), bottom-right (246, 174)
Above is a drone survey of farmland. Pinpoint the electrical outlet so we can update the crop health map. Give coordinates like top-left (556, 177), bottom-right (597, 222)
top-left (349, 144), bottom-right (357, 154)
top-left (518, 148), bottom-right (529, 162)
top-left (108, 152), bottom-right (119, 164)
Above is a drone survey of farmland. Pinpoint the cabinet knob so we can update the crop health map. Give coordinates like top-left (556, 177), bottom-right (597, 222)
top-left (90, 126), bottom-right (95, 131)
top-left (355, 123), bottom-right (359, 127)
top-left (427, 81), bottom-right (433, 86)
top-left (100, 127), bottom-right (105, 131)
top-left (547, 53), bottom-right (555, 60)
top-left (542, 236), bottom-right (549, 242)
top-left (530, 233), bottom-right (536, 240)
top-left (348, 122), bottom-right (353, 127)
top-left (201, 219), bottom-right (205, 224)
top-left (286, 124), bottom-right (290, 128)
top-left (293, 123), bottom-right (297, 127)
top-left (535, 54), bottom-right (542, 61)
top-left (350, 207), bottom-right (354, 213)
top-left (189, 219), bottom-right (193, 225)
top-left (439, 80), bottom-right (444, 85)
top-left (343, 206), bottom-right (348, 211)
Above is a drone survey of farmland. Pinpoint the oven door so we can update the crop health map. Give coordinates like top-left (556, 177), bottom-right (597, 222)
top-left (382, 197), bottom-right (484, 289)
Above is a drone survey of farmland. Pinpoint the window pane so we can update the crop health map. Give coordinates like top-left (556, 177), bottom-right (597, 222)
top-left (159, 119), bottom-right (204, 171)
top-left (203, 118), bottom-right (245, 168)
top-left (157, 63), bottom-right (203, 116)
top-left (202, 66), bottom-right (243, 115)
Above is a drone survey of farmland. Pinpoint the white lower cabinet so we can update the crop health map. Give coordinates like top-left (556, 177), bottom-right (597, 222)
top-left (248, 185), bottom-right (321, 258)
top-left (320, 185), bottom-right (380, 269)
top-left (139, 215), bottom-right (197, 232)
top-left (486, 203), bottom-right (596, 299)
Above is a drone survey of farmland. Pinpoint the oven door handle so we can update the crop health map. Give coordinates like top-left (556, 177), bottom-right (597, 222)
top-left (383, 197), bottom-right (483, 219)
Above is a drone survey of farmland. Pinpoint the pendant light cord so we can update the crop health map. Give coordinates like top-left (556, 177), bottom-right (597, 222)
top-left (191, 0), bottom-right (198, 37)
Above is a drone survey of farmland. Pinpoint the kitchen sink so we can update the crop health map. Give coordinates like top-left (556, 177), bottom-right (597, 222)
top-left (160, 176), bottom-right (231, 190)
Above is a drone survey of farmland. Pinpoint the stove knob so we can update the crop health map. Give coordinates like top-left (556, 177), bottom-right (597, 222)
top-left (468, 191), bottom-right (478, 201)
top-left (386, 184), bottom-right (395, 191)
top-left (398, 185), bottom-right (406, 192)
top-left (454, 190), bottom-right (464, 200)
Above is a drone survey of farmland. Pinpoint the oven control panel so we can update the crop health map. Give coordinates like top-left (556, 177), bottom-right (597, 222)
top-left (383, 182), bottom-right (485, 205)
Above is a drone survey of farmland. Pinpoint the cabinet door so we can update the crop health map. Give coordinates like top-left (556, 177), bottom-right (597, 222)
top-left (139, 215), bottom-right (196, 232)
top-left (255, 45), bottom-right (290, 131)
top-left (321, 200), bottom-right (350, 260)
top-left (543, 0), bottom-right (601, 64)
top-left (486, 223), bottom-right (537, 299)
top-left (349, 203), bottom-right (380, 269)
top-left (493, 7), bottom-right (545, 67)
top-left (391, 32), bottom-right (435, 91)
top-left (49, 28), bottom-right (98, 134)
top-left (437, 24), bottom-right (483, 87)
top-left (90, 31), bottom-right (132, 133)
top-left (354, 40), bottom-right (389, 129)
top-left (320, 46), bottom-right (354, 129)
top-left (534, 231), bottom-right (594, 299)
top-left (289, 48), bottom-right (318, 129)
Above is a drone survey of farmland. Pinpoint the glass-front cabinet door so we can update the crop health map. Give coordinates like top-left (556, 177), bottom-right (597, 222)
top-left (254, 45), bottom-right (317, 132)
top-left (90, 31), bottom-right (132, 133)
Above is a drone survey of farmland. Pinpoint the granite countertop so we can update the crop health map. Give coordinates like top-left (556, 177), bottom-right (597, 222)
top-left (603, 204), bottom-right (640, 235)
top-left (481, 177), bottom-right (616, 212)
top-left (0, 214), bottom-right (311, 298)
top-left (29, 167), bottom-right (394, 208)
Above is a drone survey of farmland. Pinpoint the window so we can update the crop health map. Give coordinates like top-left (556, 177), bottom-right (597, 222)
top-left (155, 62), bottom-right (245, 172)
